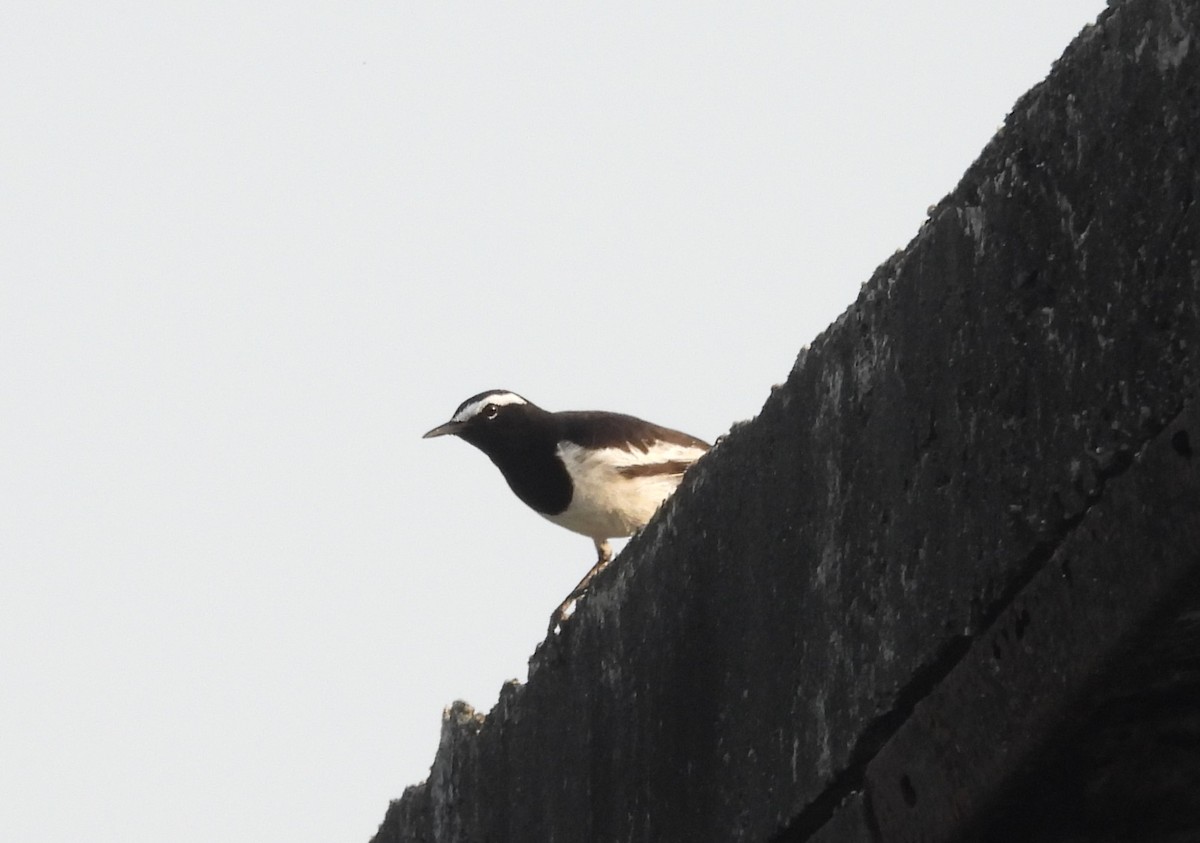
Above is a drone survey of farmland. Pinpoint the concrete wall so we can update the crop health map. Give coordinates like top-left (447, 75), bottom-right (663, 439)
top-left (372, 0), bottom-right (1200, 839)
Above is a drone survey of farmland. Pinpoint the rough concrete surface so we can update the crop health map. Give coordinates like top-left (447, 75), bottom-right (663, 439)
top-left (372, 0), bottom-right (1200, 839)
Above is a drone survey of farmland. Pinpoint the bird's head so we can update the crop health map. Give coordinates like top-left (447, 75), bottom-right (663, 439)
top-left (422, 390), bottom-right (544, 451)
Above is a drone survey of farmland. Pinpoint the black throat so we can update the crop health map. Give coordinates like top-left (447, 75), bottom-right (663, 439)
top-left (462, 414), bottom-right (573, 516)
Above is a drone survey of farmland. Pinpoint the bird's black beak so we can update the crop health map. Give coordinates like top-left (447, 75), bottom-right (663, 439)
top-left (422, 420), bottom-right (464, 439)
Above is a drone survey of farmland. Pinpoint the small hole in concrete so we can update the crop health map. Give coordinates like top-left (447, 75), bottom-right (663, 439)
top-left (900, 774), bottom-right (918, 807)
top-left (1014, 607), bottom-right (1031, 640)
top-left (1172, 429), bottom-right (1192, 459)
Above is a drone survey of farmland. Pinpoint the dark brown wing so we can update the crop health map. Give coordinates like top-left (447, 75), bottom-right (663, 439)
top-left (556, 410), bottom-right (710, 454)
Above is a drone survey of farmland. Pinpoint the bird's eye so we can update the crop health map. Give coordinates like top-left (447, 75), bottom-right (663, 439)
top-left (483, 404), bottom-right (498, 419)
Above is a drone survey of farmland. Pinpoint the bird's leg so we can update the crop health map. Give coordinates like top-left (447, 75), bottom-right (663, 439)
top-left (550, 539), bottom-right (613, 630)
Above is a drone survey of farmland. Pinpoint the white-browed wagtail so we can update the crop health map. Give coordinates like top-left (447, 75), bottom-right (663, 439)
top-left (424, 390), bottom-right (709, 625)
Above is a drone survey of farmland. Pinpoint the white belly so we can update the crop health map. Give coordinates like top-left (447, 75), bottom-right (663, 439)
top-left (542, 440), bottom-right (703, 541)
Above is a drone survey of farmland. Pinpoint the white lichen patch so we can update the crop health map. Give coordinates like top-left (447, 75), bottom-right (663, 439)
top-left (960, 205), bottom-right (988, 259)
top-left (1157, 2), bottom-right (1193, 70)
top-left (812, 687), bottom-right (833, 778)
top-left (1158, 30), bottom-right (1192, 70)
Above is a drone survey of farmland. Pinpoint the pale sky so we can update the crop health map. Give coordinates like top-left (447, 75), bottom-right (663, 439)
top-left (2, 3), bottom-right (1106, 841)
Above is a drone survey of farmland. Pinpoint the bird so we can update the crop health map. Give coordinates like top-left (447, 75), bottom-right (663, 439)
top-left (423, 389), bottom-right (709, 625)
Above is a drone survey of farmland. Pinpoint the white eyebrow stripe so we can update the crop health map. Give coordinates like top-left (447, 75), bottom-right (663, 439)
top-left (451, 392), bottom-right (528, 422)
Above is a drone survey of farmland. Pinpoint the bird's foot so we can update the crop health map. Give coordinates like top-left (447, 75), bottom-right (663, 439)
top-left (548, 566), bottom-right (603, 634)
top-left (547, 541), bottom-right (615, 635)
top-left (548, 598), bottom-right (575, 635)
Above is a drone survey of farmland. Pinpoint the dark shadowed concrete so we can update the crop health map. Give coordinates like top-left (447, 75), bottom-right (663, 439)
top-left (373, 0), bottom-right (1200, 839)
